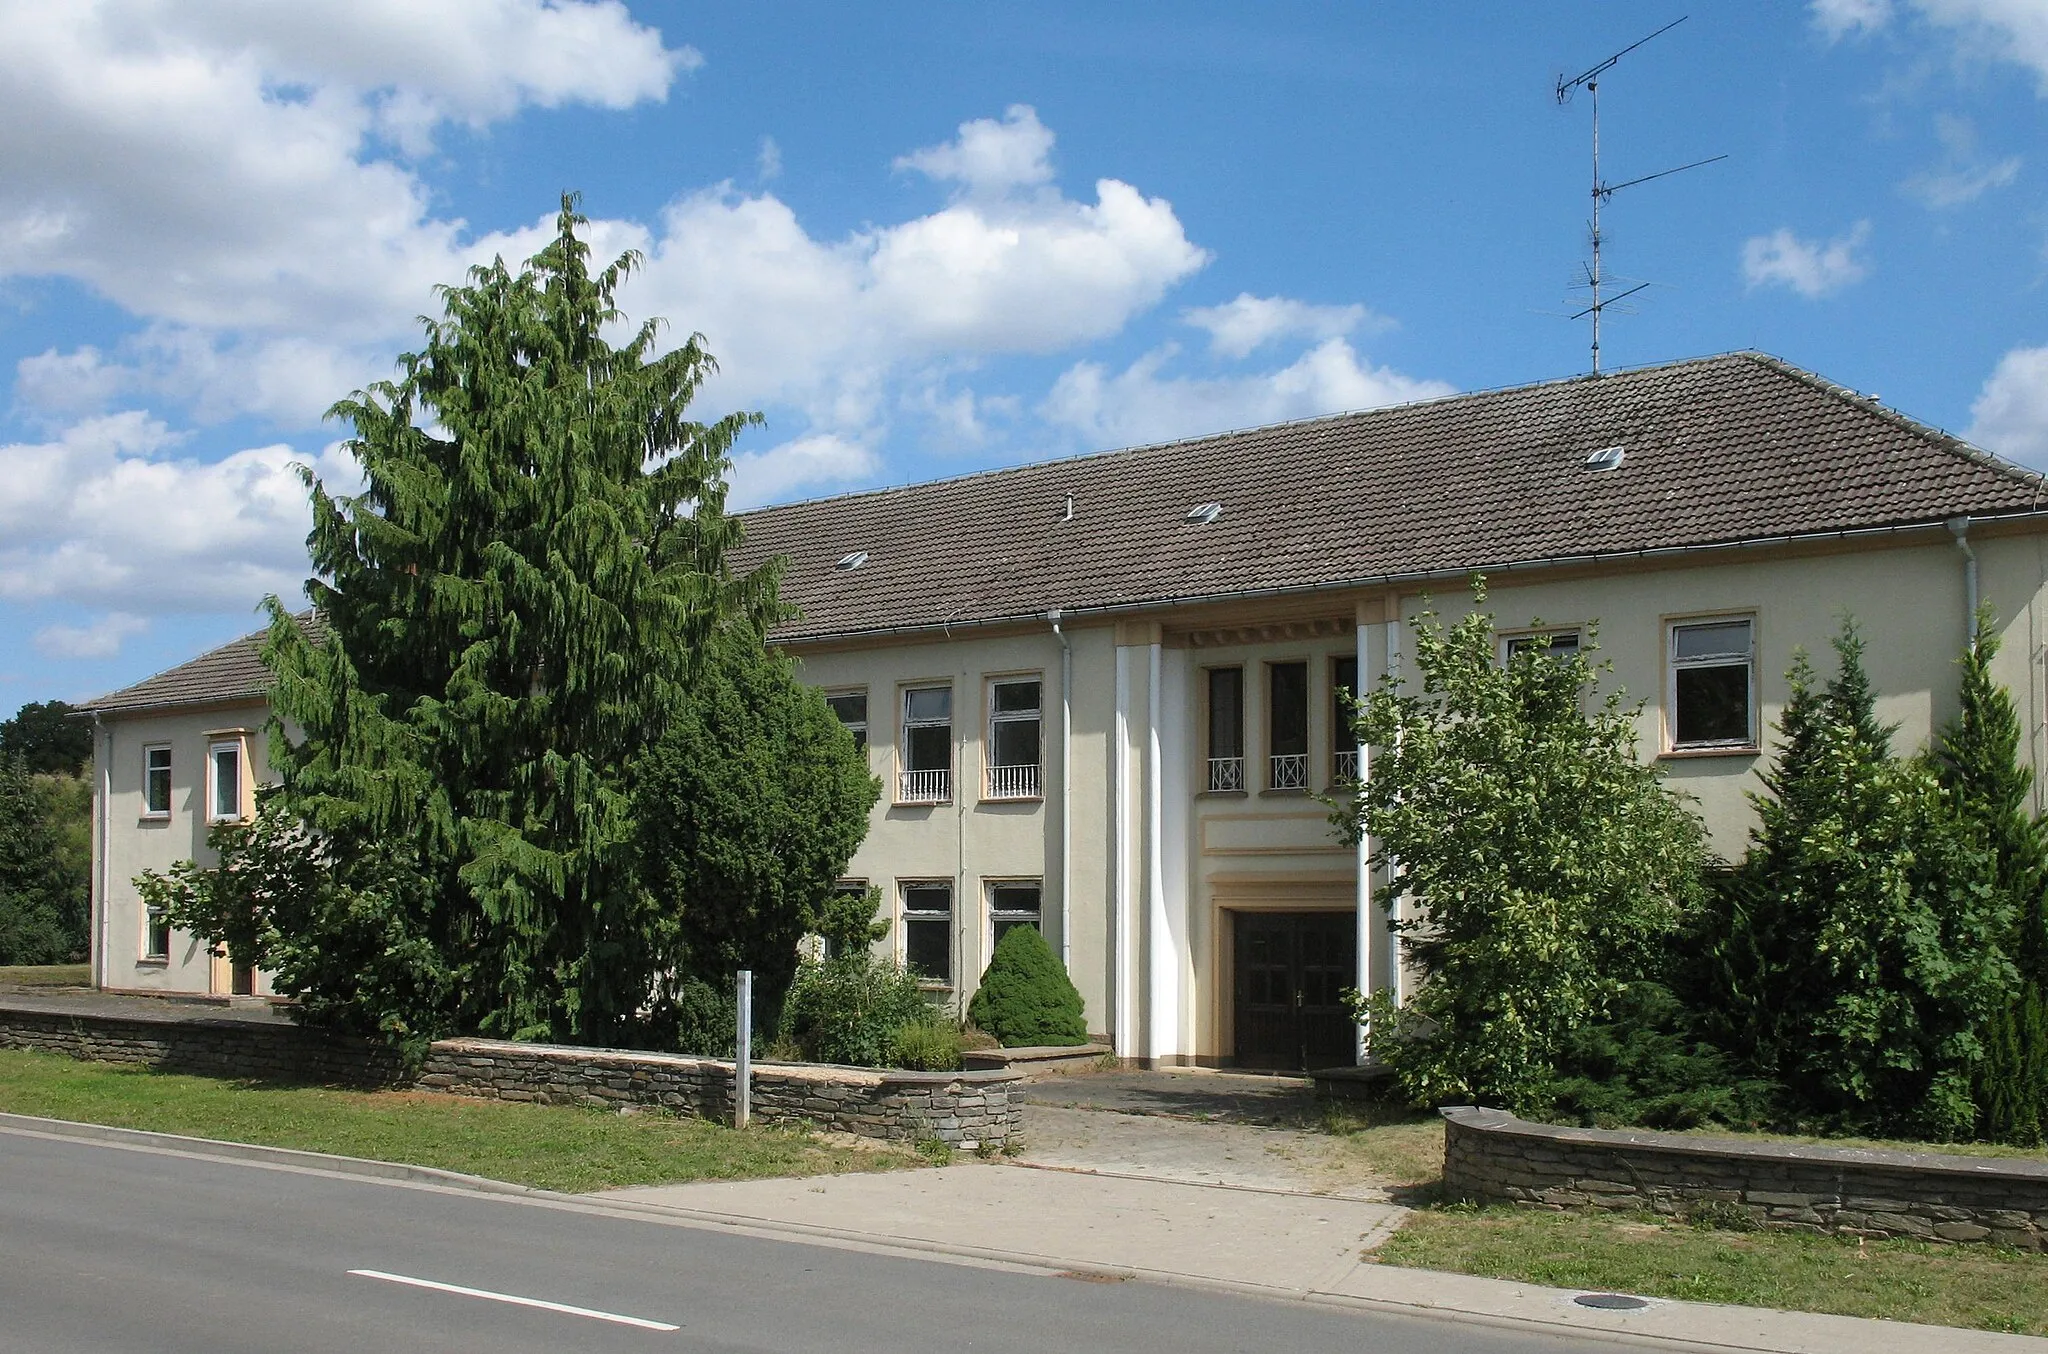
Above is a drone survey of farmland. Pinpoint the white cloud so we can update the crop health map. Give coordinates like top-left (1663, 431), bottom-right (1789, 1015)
top-left (1182, 293), bottom-right (1380, 360)
top-left (33, 611), bottom-right (146, 660)
top-left (1041, 338), bottom-right (1453, 449)
top-left (727, 433), bottom-right (881, 511)
top-left (15, 345), bottom-right (129, 416)
top-left (1741, 221), bottom-right (1873, 298)
top-left (1816, 1), bottom-right (2048, 90)
top-left (894, 105), bottom-right (1055, 195)
top-left (757, 135), bottom-right (782, 181)
top-left (0, 413), bottom-right (359, 610)
top-left (1903, 113), bottom-right (2021, 207)
top-left (1966, 345), bottom-right (2048, 466)
top-left (1814, 0), bottom-right (1895, 38)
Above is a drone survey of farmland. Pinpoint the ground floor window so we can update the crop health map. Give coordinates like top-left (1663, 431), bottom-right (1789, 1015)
top-left (987, 880), bottom-right (1043, 953)
top-left (823, 879), bottom-right (872, 960)
top-left (901, 881), bottom-right (953, 984)
top-left (143, 905), bottom-right (170, 960)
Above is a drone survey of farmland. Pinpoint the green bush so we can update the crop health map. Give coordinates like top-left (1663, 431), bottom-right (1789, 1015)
top-left (967, 925), bottom-right (1087, 1047)
top-left (889, 1019), bottom-right (961, 1071)
top-left (1538, 981), bottom-right (1782, 1131)
top-left (778, 951), bottom-right (932, 1066)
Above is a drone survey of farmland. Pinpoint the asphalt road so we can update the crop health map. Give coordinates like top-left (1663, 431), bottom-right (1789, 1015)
top-left (0, 1127), bottom-right (1597, 1354)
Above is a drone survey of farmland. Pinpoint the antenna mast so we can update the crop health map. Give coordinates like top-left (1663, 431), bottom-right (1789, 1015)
top-left (1555, 17), bottom-right (1724, 374)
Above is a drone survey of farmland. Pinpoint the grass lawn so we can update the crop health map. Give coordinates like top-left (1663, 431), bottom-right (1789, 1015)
top-left (1316, 1099), bottom-right (1446, 1188)
top-left (0, 964), bottom-right (91, 988)
top-left (1373, 1205), bottom-right (2048, 1337)
top-left (0, 1047), bottom-right (926, 1192)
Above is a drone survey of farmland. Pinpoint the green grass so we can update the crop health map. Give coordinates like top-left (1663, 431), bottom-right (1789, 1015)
top-left (0, 964), bottom-right (91, 988)
top-left (1374, 1205), bottom-right (2048, 1336)
top-left (0, 1047), bottom-right (923, 1192)
top-left (1688, 1125), bottom-right (2048, 1161)
top-left (1316, 1099), bottom-right (1447, 1188)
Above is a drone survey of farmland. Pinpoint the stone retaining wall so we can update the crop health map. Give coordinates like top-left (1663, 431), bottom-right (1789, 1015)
top-left (1442, 1105), bottom-right (2048, 1249)
top-left (0, 1002), bottom-right (1020, 1150)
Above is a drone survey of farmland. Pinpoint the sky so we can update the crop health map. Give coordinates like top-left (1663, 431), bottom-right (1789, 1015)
top-left (2, 0), bottom-right (2046, 716)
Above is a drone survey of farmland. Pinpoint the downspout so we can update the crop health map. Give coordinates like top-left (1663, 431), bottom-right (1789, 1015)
top-left (93, 713), bottom-right (109, 991)
top-left (1948, 516), bottom-right (1979, 644)
top-left (1048, 611), bottom-right (1073, 972)
top-left (1112, 646), bottom-right (1132, 1055)
top-left (1146, 639), bottom-right (1167, 1065)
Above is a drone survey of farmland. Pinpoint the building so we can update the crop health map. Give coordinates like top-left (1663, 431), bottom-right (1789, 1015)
top-left (82, 352), bottom-right (2048, 1068)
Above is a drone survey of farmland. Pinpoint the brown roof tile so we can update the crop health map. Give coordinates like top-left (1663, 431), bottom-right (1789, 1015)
top-left (84, 613), bottom-right (320, 715)
top-left (735, 352), bottom-right (2046, 643)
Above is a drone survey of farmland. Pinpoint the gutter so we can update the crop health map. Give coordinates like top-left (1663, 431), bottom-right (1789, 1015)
top-left (774, 513), bottom-right (2048, 648)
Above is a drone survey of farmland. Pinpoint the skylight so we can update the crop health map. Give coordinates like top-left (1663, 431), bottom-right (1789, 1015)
top-left (835, 551), bottom-right (869, 571)
top-left (1583, 446), bottom-right (1626, 472)
top-left (1185, 502), bottom-right (1224, 524)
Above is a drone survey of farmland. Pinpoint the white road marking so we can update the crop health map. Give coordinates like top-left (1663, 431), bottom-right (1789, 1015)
top-left (348, 1268), bottom-right (680, 1331)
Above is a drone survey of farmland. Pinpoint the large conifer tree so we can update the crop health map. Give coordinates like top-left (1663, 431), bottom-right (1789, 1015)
top-left (263, 195), bottom-right (779, 1043)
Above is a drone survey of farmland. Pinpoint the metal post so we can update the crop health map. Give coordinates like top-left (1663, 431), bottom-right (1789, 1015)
top-left (734, 969), bottom-right (752, 1129)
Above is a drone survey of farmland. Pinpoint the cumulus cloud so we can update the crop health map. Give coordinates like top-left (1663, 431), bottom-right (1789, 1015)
top-left (1903, 113), bottom-right (2020, 207)
top-left (757, 135), bottom-right (782, 181)
top-left (727, 433), bottom-right (881, 511)
top-left (1813, 0), bottom-right (1895, 38)
top-left (0, 413), bottom-right (359, 610)
top-left (894, 105), bottom-right (1055, 195)
top-left (1040, 338), bottom-right (1452, 449)
top-left (1814, 1), bottom-right (2048, 90)
top-left (33, 612), bottom-right (147, 660)
top-left (1182, 293), bottom-right (1380, 360)
top-left (1966, 345), bottom-right (2048, 466)
top-left (1741, 222), bottom-right (1873, 298)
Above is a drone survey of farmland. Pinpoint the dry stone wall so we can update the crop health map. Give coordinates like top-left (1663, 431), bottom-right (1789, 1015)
top-left (1442, 1105), bottom-right (2048, 1249)
top-left (0, 1002), bottom-right (1020, 1150)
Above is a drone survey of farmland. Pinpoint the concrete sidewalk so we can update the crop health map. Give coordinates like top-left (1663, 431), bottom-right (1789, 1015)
top-left (606, 1161), bottom-right (2048, 1354)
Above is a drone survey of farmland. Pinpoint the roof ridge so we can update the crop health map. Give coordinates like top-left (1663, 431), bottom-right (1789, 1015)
top-left (86, 623), bottom-right (269, 707)
top-left (736, 350), bottom-right (1767, 520)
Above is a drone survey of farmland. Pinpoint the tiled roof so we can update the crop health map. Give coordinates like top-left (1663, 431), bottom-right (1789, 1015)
top-left (83, 614), bottom-right (319, 715)
top-left (735, 352), bottom-right (2046, 643)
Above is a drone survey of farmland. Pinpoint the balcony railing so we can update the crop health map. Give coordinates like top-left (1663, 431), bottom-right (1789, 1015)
top-left (1207, 756), bottom-right (1245, 792)
top-left (1269, 753), bottom-right (1308, 791)
top-left (985, 763), bottom-right (1041, 800)
top-left (1332, 749), bottom-right (1359, 783)
top-left (897, 768), bottom-right (951, 804)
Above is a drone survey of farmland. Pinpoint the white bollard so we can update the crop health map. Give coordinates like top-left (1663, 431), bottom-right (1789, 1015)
top-left (734, 969), bottom-right (752, 1129)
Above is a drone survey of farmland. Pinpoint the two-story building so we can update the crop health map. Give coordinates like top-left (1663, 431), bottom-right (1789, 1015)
top-left (84, 352), bottom-right (2048, 1069)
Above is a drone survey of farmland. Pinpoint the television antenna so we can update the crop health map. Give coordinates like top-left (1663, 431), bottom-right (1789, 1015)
top-left (1555, 16), bottom-right (1725, 374)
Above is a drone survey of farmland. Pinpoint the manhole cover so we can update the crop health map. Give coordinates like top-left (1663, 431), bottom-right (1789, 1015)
top-left (1573, 1293), bottom-right (1650, 1311)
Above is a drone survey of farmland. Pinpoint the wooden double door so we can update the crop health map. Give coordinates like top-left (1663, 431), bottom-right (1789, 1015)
top-left (1232, 911), bottom-right (1357, 1071)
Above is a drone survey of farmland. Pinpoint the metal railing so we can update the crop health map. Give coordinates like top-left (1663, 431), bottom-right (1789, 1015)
top-left (1206, 756), bottom-right (1245, 792)
top-left (897, 768), bottom-right (951, 804)
top-left (1269, 753), bottom-right (1308, 791)
top-left (985, 764), bottom-right (1041, 799)
top-left (1333, 749), bottom-right (1359, 782)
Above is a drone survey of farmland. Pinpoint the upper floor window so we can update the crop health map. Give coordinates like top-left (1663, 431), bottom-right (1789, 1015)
top-left (208, 742), bottom-right (242, 822)
top-left (1503, 629), bottom-right (1582, 660)
top-left (1268, 661), bottom-right (1308, 791)
top-left (1669, 617), bottom-right (1756, 750)
top-left (899, 685), bottom-right (953, 803)
top-left (986, 678), bottom-right (1042, 799)
top-left (825, 690), bottom-right (868, 750)
top-left (143, 745), bottom-right (172, 817)
top-left (988, 880), bottom-right (1043, 952)
top-left (1331, 655), bottom-right (1359, 782)
top-left (901, 881), bottom-right (953, 984)
top-left (1206, 667), bottom-right (1244, 792)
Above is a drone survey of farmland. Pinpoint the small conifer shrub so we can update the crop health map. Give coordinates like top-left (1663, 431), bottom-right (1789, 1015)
top-left (967, 925), bottom-right (1087, 1047)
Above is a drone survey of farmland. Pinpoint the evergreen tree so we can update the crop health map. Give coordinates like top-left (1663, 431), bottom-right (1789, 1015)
top-left (0, 701), bottom-right (90, 775)
top-left (0, 754), bottom-right (81, 965)
top-left (251, 194), bottom-right (778, 1044)
top-left (968, 924), bottom-right (1088, 1047)
top-left (631, 626), bottom-right (879, 1036)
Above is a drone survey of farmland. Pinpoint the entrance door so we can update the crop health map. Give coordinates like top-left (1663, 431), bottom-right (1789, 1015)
top-left (1232, 912), bottom-right (1358, 1070)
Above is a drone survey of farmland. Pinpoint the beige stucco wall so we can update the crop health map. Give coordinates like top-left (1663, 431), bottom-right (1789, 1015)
top-left (91, 701), bottom-right (271, 996)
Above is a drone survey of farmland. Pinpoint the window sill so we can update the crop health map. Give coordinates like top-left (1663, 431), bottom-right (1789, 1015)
top-left (138, 813), bottom-right (171, 824)
top-left (979, 794), bottom-right (1044, 805)
top-left (1198, 789), bottom-right (1249, 799)
top-left (1658, 745), bottom-right (1761, 761)
top-left (915, 980), bottom-right (954, 993)
top-left (1259, 787), bottom-right (1312, 798)
top-left (136, 956), bottom-right (169, 967)
top-left (892, 799), bottom-right (953, 809)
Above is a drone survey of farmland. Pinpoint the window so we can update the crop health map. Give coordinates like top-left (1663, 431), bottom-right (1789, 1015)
top-left (143, 745), bottom-right (172, 817)
top-left (985, 677), bottom-right (1042, 799)
top-left (1503, 629), bottom-right (1582, 660)
top-left (899, 686), bottom-right (953, 803)
top-left (1207, 667), bottom-right (1244, 792)
top-left (1268, 661), bottom-right (1308, 790)
top-left (823, 880), bottom-right (873, 960)
top-left (825, 690), bottom-right (868, 751)
top-left (144, 906), bottom-right (171, 960)
top-left (1331, 655), bottom-right (1359, 782)
top-left (208, 742), bottom-right (242, 822)
top-left (988, 881), bottom-right (1043, 952)
top-left (1669, 617), bottom-right (1755, 749)
top-left (901, 881), bottom-right (953, 983)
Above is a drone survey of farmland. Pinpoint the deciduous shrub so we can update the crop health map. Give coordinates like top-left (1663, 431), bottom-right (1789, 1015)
top-left (889, 1019), bottom-right (962, 1071)
top-left (779, 951), bottom-right (933, 1066)
top-left (966, 925), bottom-right (1087, 1047)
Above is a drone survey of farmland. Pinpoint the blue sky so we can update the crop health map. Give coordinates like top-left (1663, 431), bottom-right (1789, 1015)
top-left (3, 0), bottom-right (2046, 717)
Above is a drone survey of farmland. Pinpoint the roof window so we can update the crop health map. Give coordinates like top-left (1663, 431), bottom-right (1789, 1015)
top-left (835, 551), bottom-right (869, 571)
top-left (1583, 446), bottom-right (1626, 472)
top-left (1185, 502), bottom-right (1224, 524)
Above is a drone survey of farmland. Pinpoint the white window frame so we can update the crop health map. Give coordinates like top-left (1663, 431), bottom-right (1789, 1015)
top-left (1666, 615), bottom-right (1758, 751)
top-left (898, 684), bottom-right (954, 804)
top-left (1330, 654), bottom-right (1359, 783)
top-left (142, 904), bottom-right (171, 961)
top-left (142, 744), bottom-right (172, 819)
top-left (899, 879), bottom-right (954, 987)
top-left (1266, 659), bottom-right (1310, 792)
top-left (208, 741), bottom-right (243, 823)
top-left (1205, 665), bottom-right (1245, 793)
top-left (984, 675), bottom-right (1043, 800)
top-left (984, 879), bottom-right (1044, 966)
top-left (825, 688), bottom-right (868, 752)
top-left (1500, 628), bottom-right (1584, 661)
